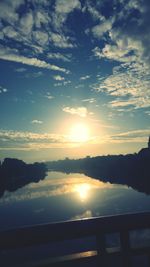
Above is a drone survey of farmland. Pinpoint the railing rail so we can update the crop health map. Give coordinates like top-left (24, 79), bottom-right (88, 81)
top-left (0, 212), bottom-right (150, 266)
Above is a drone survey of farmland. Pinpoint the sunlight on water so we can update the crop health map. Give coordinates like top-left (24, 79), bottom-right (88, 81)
top-left (74, 183), bottom-right (91, 201)
top-left (0, 171), bottom-right (150, 233)
top-left (0, 172), bottom-right (116, 204)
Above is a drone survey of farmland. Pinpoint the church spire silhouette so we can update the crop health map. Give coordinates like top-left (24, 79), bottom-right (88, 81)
top-left (148, 136), bottom-right (150, 149)
top-left (138, 135), bottom-right (150, 156)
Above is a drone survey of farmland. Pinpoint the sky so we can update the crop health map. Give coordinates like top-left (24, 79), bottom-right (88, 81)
top-left (0, 0), bottom-right (150, 162)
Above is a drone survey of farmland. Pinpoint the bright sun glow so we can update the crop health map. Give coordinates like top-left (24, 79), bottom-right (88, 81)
top-left (70, 123), bottom-right (90, 142)
top-left (74, 183), bottom-right (90, 200)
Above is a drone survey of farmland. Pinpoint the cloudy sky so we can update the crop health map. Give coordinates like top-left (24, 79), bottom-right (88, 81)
top-left (0, 0), bottom-right (150, 162)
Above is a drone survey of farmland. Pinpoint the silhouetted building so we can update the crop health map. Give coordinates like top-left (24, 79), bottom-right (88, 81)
top-left (148, 136), bottom-right (150, 149)
top-left (138, 136), bottom-right (150, 157)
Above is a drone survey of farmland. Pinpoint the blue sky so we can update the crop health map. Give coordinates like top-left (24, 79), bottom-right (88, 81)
top-left (0, 0), bottom-right (150, 162)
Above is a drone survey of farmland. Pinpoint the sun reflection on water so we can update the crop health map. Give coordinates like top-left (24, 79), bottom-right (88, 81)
top-left (74, 183), bottom-right (91, 201)
top-left (0, 172), bottom-right (114, 204)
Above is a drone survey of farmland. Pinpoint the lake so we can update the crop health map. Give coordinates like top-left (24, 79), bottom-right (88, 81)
top-left (0, 171), bottom-right (150, 267)
top-left (0, 171), bottom-right (150, 231)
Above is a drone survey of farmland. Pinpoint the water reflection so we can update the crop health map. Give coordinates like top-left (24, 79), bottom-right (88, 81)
top-left (74, 183), bottom-right (90, 201)
top-left (0, 172), bottom-right (111, 204)
top-left (0, 172), bottom-right (150, 232)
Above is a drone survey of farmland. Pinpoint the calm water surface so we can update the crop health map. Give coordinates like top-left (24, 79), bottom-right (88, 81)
top-left (0, 171), bottom-right (150, 231)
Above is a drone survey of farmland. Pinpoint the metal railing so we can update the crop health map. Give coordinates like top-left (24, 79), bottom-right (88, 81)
top-left (0, 212), bottom-right (150, 266)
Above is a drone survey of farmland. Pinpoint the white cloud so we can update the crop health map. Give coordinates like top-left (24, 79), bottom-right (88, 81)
top-left (51, 0), bottom-right (81, 48)
top-left (63, 80), bottom-right (71, 85)
top-left (53, 75), bottom-right (65, 81)
top-left (82, 98), bottom-right (96, 103)
top-left (54, 82), bottom-right (63, 87)
top-left (110, 99), bottom-right (135, 108)
top-left (19, 11), bottom-right (34, 35)
top-left (80, 75), bottom-right (90, 80)
top-left (110, 129), bottom-right (150, 144)
top-left (53, 0), bottom-right (81, 31)
top-left (45, 93), bottom-right (54, 99)
top-left (0, 130), bottom-right (64, 142)
top-left (0, 86), bottom-right (8, 94)
top-left (15, 67), bottom-right (26, 72)
top-left (145, 111), bottom-right (150, 116)
top-left (25, 71), bottom-right (43, 78)
top-left (34, 10), bottom-right (50, 28)
top-left (88, 128), bottom-right (150, 146)
top-left (0, 1), bottom-right (23, 24)
top-left (91, 0), bottom-right (150, 66)
top-left (55, 0), bottom-right (81, 14)
top-left (62, 106), bottom-right (88, 117)
top-left (95, 62), bottom-right (150, 110)
top-left (0, 129), bottom-right (93, 151)
top-left (75, 84), bottom-right (84, 89)
top-left (91, 1), bottom-right (150, 113)
top-left (32, 30), bottom-right (49, 46)
top-left (31, 120), bottom-right (43, 124)
top-left (0, 31), bottom-right (4, 40)
top-left (93, 45), bottom-right (136, 63)
top-left (3, 25), bottom-right (19, 39)
top-left (1, 127), bottom-right (149, 152)
top-left (0, 0), bottom-right (78, 59)
top-left (0, 129), bottom-right (70, 150)
top-left (92, 19), bottom-right (113, 38)
top-left (83, 2), bottom-right (104, 22)
top-left (112, 1), bottom-right (150, 65)
top-left (9, 0), bottom-right (24, 9)
top-left (49, 32), bottom-right (74, 48)
top-left (47, 52), bottom-right (71, 62)
top-left (0, 46), bottom-right (69, 73)
top-left (53, 80), bottom-right (71, 87)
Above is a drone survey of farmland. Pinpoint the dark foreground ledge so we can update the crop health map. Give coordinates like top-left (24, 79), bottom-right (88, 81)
top-left (0, 212), bottom-right (150, 267)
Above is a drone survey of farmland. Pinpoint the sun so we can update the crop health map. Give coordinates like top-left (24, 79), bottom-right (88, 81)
top-left (69, 123), bottom-right (90, 143)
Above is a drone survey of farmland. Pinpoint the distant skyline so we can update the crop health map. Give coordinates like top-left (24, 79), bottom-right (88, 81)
top-left (0, 0), bottom-right (150, 162)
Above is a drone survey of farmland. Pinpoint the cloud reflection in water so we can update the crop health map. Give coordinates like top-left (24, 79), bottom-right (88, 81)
top-left (0, 172), bottom-right (113, 204)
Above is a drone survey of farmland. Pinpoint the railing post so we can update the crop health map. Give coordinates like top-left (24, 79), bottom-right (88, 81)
top-left (96, 232), bottom-right (107, 267)
top-left (120, 231), bottom-right (132, 267)
top-left (148, 254), bottom-right (150, 267)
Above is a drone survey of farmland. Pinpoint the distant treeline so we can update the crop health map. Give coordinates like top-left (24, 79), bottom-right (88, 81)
top-left (0, 158), bottom-right (47, 198)
top-left (0, 147), bottom-right (150, 198)
top-left (46, 150), bottom-right (150, 195)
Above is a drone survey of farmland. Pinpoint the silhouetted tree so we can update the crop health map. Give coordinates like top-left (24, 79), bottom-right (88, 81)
top-left (0, 158), bottom-right (47, 197)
